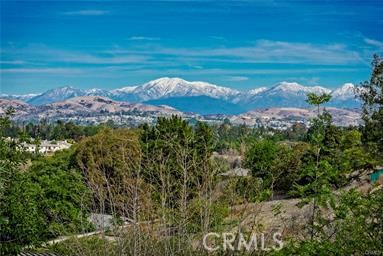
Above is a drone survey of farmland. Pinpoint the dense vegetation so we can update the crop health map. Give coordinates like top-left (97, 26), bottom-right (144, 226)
top-left (0, 56), bottom-right (382, 255)
top-left (2, 119), bottom-right (102, 142)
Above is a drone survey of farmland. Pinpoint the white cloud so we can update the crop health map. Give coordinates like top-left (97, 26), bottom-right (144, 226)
top-left (108, 39), bottom-right (363, 65)
top-left (128, 36), bottom-right (160, 41)
top-left (0, 60), bottom-right (26, 65)
top-left (0, 68), bottom-right (82, 74)
top-left (151, 40), bottom-right (363, 64)
top-left (224, 76), bottom-right (249, 81)
top-left (364, 38), bottom-right (383, 50)
top-left (191, 65), bottom-right (203, 69)
top-left (109, 67), bottom-right (358, 77)
top-left (2, 45), bottom-right (149, 65)
top-left (61, 10), bottom-right (110, 16)
top-left (0, 39), bottom-right (366, 77)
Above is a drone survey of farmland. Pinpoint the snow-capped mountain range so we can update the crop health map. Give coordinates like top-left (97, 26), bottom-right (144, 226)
top-left (1, 77), bottom-right (360, 114)
top-left (110, 77), bottom-right (241, 103)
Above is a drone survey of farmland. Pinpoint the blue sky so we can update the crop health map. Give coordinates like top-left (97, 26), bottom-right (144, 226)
top-left (1, 0), bottom-right (383, 94)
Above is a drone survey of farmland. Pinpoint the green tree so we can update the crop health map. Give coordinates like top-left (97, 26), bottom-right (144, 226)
top-left (1, 148), bottom-right (92, 255)
top-left (244, 139), bottom-right (280, 179)
top-left (358, 54), bottom-right (383, 158)
top-left (274, 189), bottom-right (383, 255)
top-left (75, 128), bottom-right (150, 219)
top-left (339, 130), bottom-right (374, 173)
top-left (140, 116), bottom-right (198, 208)
top-left (294, 93), bottom-right (339, 239)
top-left (140, 116), bottom-right (221, 237)
top-left (0, 108), bottom-right (29, 255)
top-left (244, 140), bottom-right (309, 195)
top-left (306, 92), bottom-right (332, 116)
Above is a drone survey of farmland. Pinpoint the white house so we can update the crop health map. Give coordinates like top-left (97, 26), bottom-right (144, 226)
top-left (22, 140), bottom-right (72, 154)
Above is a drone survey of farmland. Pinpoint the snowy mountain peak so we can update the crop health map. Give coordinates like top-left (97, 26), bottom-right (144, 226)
top-left (271, 81), bottom-right (331, 94)
top-left (1, 78), bottom-right (361, 109)
top-left (248, 87), bottom-right (267, 95)
top-left (0, 93), bottom-right (40, 102)
top-left (273, 81), bottom-right (305, 91)
top-left (332, 83), bottom-right (356, 99)
top-left (27, 86), bottom-right (85, 105)
top-left (131, 77), bottom-right (240, 101)
top-left (86, 88), bottom-right (105, 94)
top-left (141, 77), bottom-right (187, 91)
top-left (111, 86), bottom-right (138, 94)
top-left (148, 77), bottom-right (185, 85)
top-left (341, 83), bottom-right (355, 89)
top-left (333, 83), bottom-right (354, 93)
top-left (44, 86), bottom-right (84, 96)
top-left (85, 88), bottom-right (112, 98)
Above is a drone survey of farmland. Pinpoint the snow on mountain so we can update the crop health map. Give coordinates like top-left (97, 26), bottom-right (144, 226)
top-left (24, 87), bottom-right (112, 105)
top-left (268, 82), bottom-right (331, 95)
top-left (27, 86), bottom-right (86, 105)
top-left (232, 87), bottom-right (267, 104)
top-left (110, 86), bottom-right (139, 102)
top-left (248, 87), bottom-right (268, 95)
top-left (331, 83), bottom-right (356, 100)
top-left (2, 78), bottom-right (362, 111)
top-left (0, 93), bottom-right (40, 101)
top-left (111, 86), bottom-right (138, 94)
top-left (13, 78), bottom-right (241, 105)
top-left (238, 82), bottom-right (330, 109)
top-left (124, 77), bottom-right (240, 101)
top-left (330, 83), bottom-right (361, 108)
top-left (85, 88), bottom-right (112, 98)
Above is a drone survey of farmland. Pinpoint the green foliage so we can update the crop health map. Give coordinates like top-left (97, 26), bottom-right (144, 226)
top-left (339, 130), bottom-right (375, 172)
top-left (291, 91), bottom-right (377, 250)
top-left (75, 128), bottom-right (152, 218)
top-left (306, 92), bottom-right (332, 117)
top-left (271, 142), bottom-right (309, 193)
top-left (46, 237), bottom-right (116, 256)
top-left (283, 123), bottom-right (307, 141)
top-left (244, 140), bottom-right (308, 193)
top-left (4, 120), bottom-right (102, 141)
top-left (1, 149), bottom-right (92, 255)
top-left (45, 234), bottom-right (202, 256)
top-left (140, 116), bottom-right (216, 209)
top-left (28, 149), bottom-right (93, 235)
top-left (358, 54), bottom-right (383, 159)
top-left (294, 93), bottom-right (339, 239)
top-left (244, 139), bottom-right (280, 178)
top-left (187, 198), bottom-right (230, 233)
top-left (231, 176), bottom-right (270, 203)
top-left (273, 189), bottom-right (383, 255)
top-left (1, 90), bottom-right (382, 256)
top-left (292, 157), bottom-right (336, 202)
top-left (1, 111), bottom-right (87, 255)
top-left (0, 110), bottom-right (29, 254)
top-left (306, 93), bottom-right (332, 107)
top-left (306, 110), bottom-right (333, 144)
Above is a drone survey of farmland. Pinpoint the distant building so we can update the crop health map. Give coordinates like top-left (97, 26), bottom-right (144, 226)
top-left (22, 140), bottom-right (72, 154)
